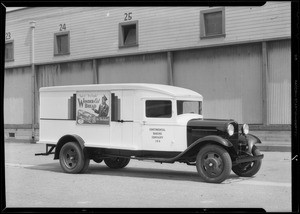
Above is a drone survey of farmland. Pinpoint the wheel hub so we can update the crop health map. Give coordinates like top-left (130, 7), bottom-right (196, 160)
top-left (203, 153), bottom-right (223, 176)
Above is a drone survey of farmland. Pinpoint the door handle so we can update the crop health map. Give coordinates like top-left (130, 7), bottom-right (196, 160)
top-left (117, 119), bottom-right (133, 123)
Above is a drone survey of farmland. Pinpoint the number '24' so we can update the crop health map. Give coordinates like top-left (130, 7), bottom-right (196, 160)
top-left (59, 24), bottom-right (67, 31)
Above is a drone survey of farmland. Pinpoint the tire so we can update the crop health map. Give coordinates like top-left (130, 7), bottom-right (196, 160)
top-left (92, 157), bottom-right (103, 163)
top-left (232, 145), bottom-right (262, 177)
top-left (59, 142), bottom-right (90, 173)
top-left (104, 157), bottom-right (130, 169)
top-left (196, 145), bottom-right (232, 183)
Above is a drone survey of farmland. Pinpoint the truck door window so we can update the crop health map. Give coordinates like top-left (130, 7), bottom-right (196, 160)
top-left (177, 101), bottom-right (202, 115)
top-left (146, 100), bottom-right (172, 118)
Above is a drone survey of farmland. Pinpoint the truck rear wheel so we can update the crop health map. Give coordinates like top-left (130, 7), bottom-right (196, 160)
top-left (196, 145), bottom-right (232, 183)
top-left (104, 157), bottom-right (130, 169)
top-left (59, 142), bottom-right (90, 173)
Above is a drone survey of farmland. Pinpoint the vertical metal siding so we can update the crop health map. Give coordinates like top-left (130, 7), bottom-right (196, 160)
top-left (36, 61), bottom-right (94, 123)
top-left (173, 43), bottom-right (262, 124)
top-left (98, 53), bottom-right (168, 84)
top-left (37, 60), bottom-right (94, 88)
top-left (267, 40), bottom-right (291, 124)
top-left (4, 67), bottom-right (32, 124)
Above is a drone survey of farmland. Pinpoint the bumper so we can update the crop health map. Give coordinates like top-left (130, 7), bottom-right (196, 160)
top-left (232, 154), bottom-right (264, 166)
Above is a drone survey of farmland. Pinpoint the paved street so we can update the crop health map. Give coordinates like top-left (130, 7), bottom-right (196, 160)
top-left (4, 142), bottom-right (292, 212)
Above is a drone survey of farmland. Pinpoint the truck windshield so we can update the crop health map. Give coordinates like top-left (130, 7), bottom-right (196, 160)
top-left (177, 101), bottom-right (202, 115)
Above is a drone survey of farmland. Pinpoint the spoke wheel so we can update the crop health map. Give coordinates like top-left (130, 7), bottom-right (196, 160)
top-left (59, 142), bottom-right (90, 173)
top-left (232, 145), bottom-right (262, 177)
top-left (196, 145), bottom-right (232, 183)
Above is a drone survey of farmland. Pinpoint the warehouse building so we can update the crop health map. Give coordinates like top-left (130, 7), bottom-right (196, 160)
top-left (4, 3), bottom-right (291, 142)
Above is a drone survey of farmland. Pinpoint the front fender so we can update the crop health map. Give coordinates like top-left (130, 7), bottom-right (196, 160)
top-left (192, 135), bottom-right (233, 148)
top-left (245, 133), bottom-right (262, 153)
top-left (173, 135), bottom-right (233, 161)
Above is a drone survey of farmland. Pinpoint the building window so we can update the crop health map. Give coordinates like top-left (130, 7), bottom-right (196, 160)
top-left (200, 7), bottom-right (225, 38)
top-left (119, 21), bottom-right (138, 48)
top-left (54, 31), bottom-right (70, 55)
top-left (146, 100), bottom-right (172, 118)
top-left (5, 41), bottom-right (14, 61)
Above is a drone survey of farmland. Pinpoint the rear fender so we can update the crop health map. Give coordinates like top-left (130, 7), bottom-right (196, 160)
top-left (54, 134), bottom-right (85, 159)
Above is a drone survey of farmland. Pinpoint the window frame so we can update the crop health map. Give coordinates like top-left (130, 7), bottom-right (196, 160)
top-left (119, 20), bottom-right (139, 48)
top-left (54, 31), bottom-right (70, 56)
top-left (200, 7), bottom-right (225, 39)
top-left (5, 40), bottom-right (14, 62)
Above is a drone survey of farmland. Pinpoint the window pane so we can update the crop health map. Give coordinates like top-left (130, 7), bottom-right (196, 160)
top-left (123, 24), bottom-right (136, 45)
top-left (146, 100), bottom-right (172, 118)
top-left (57, 34), bottom-right (69, 54)
top-left (5, 43), bottom-right (13, 60)
top-left (204, 11), bottom-right (222, 36)
top-left (177, 101), bottom-right (202, 115)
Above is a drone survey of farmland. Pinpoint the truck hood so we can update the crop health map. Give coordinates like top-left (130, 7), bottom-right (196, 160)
top-left (187, 118), bottom-right (237, 132)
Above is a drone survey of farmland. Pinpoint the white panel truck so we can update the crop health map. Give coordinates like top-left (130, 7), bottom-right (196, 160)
top-left (36, 83), bottom-right (263, 183)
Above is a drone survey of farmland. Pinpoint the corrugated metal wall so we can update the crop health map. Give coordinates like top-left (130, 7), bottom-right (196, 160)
top-left (36, 60), bottom-right (94, 120)
top-left (4, 67), bottom-right (32, 124)
top-left (98, 53), bottom-right (168, 84)
top-left (267, 40), bottom-right (291, 124)
top-left (37, 60), bottom-right (94, 88)
top-left (173, 43), bottom-right (262, 124)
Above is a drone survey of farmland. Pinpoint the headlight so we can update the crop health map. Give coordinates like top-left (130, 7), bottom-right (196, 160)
top-left (241, 124), bottom-right (249, 134)
top-left (227, 124), bottom-right (234, 136)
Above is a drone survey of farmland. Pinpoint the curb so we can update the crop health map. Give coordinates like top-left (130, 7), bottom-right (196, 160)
top-left (256, 145), bottom-right (291, 152)
top-left (256, 141), bottom-right (291, 152)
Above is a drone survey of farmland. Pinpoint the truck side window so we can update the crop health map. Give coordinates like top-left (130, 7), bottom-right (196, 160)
top-left (146, 100), bottom-right (172, 118)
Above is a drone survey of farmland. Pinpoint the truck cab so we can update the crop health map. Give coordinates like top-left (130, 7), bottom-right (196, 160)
top-left (37, 83), bottom-right (263, 183)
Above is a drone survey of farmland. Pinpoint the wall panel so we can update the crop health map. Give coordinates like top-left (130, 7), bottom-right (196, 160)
top-left (267, 40), bottom-right (291, 124)
top-left (98, 53), bottom-right (168, 84)
top-left (173, 43), bottom-right (262, 124)
top-left (4, 67), bottom-right (32, 124)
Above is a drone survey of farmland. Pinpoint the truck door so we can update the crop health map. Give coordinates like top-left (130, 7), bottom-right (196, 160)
top-left (110, 90), bottom-right (134, 149)
top-left (141, 99), bottom-right (176, 152)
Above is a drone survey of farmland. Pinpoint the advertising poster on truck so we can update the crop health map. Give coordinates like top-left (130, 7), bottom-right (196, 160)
top-left (76, 91), bottom-right (110, 125)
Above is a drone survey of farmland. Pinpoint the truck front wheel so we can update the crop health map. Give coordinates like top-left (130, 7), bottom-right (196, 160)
top-left (196, 145), bottom-right (232, 183)
top-left (59, 142), bottom-right (90, 173)
top-left (232, 145), bottom-right (262, 177)
top-left (104, 157), bottom-right (130, 169)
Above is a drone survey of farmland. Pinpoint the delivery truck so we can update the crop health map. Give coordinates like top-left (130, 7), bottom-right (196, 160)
top-left (36, 83), bottom-right (263, 183)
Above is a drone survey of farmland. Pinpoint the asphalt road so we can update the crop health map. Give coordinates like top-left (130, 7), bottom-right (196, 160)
top-left (4, 142), bottom-right (292, 211)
